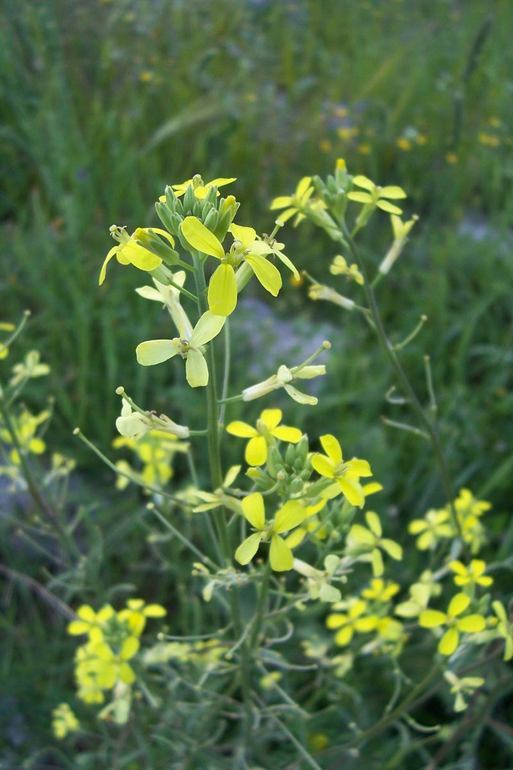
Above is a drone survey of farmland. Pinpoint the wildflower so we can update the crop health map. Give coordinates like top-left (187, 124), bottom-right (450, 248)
top-left (454, 488), bottom-right (490, 553)
top-left (408, 508), bottom-right (453, 550)
top-left (164, 175), bottom-right (236, 200)
top-left (378, 214), bottom-right (418, 275)
top-left (445, 152), bottom-right (458, 164)
top-left (492, 601), bottom-right (513, 660)
top-left (308, 283), bottom-right (356, 311)
top-left (396, 137), bottom-right (412, 152)
top-left (67, 604), bottom-right (114, 642)
top-left (346, 512), bottom-right (402, 576)
top-left (118, 599), bottom-right (166, 635)
top-left (326, 599), bottom-right (374, 646)
top-left (181, 217), bottom-right (291, 316)
top-left (396, 575), bottom-right (436, 618)
top-left (330, 255), bottom-right (363, 285)
top-left (444, 671), bottom-right (484, 712)
top-left (310, 434), bottom-right (372, 507)
top-left (92, 638), bottom-right (140, 688)
top-left (136, 311), bottom-right (225, 387)
top-left (52, 703), bottom-right (79, 739)
top-left (419, 593), bottom-right (486, 656)
top-left (235, 492), bottom-right (309, 571)
top-left (242, 358), bottom-right (328, 406)
top-left (115, 392), bottom-right (189, 440)
top-left (192, 465), bottom-right (242, 514)
top-left (361, 578), bottom-right (400, 604)
top-left (347, 175), bottom-right (406, 215)
top-left (478, 132), bottom-right (500, 147)
top-left (270, 177), bottom-right (317, 225)
top-left (135, 271), bottom-right (193, 340)
top-left (99, 226), bottom-right (176, 285)
top-left (449, 559), bottom-right (493, 589)
top-left (293, 554), bottom-right (343, 603)
top-left (113, 430), bottom-right (187, 488)
top-left (226, 408), bottom-right (302, 466)
top-left (9, 351), bottom-right (50, 387)
top-left (1, 408), bottom-right (50, 464)
top-left (357, 143), bottom-right (371, 155)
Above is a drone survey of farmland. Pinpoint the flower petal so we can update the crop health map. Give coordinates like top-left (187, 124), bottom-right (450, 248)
top-left (337, 476), bottom-right (364, 507)
top-left (365, 511), bottom-right (382, 537)
top-left (185, 349), bottom-right (209, 387)
top-left (272, 425), bottom-right (302, 443)
top-left (245, 435), bottom-right (268, 466)
top-left (99, 246), bottom-right (119, 286)
top-left (376, 200), bottom-right (403, 215)
top-left (273, 501), bottom-right (307, 534)
top-left (190, 312), bottom-right (225, 347)
top-left (269, 534), bottom-right (293, 571)
top-left (241, 492), bottom-right (265, 530)
top-left (208, 263), bottom-right (237, 316)
top-left (457, 615), bottom-right (486, 633)
top-left (320, 434), bottom-right (342, 464)
top-left (226, 421), bottom-right (257, 438)
top-left (245, 254), bottom-right (282, 296)
top-left (260, 408), bottom-right (282, 429)
top-left (439, 627), bottom-right (459, 656)
top-left (181, 216), bottom-right (225, 259)
top-left (235, 532), bottom-right (263, 565)
top-left (311, 453), bottom-right (335, 478)
top-left (136, 339), bottom-right (180, 366)
top-left (229, 223), bottom-right (257, 248)
top-left (448, 593), bottom-right (470, 618)
top-left (419, 610), bottom-right (447, 628)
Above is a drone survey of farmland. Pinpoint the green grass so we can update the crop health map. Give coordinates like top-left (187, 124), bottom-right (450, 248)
top-left (2, 1), bottom-right (513, 766)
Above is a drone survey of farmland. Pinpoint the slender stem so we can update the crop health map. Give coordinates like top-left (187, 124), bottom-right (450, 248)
top-left (219, 319), bottom-right (231, 425)
top-left (190, 253), bottom-right (254, 729)
top-left (248, 562), bottom-right (271, 648)
top-left (343, 229), bottom-right (462, 540)
top-left (0, 385), bottom-right (79, 560)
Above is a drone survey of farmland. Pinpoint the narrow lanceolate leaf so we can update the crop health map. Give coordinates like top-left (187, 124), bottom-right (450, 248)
top-left (208, 263), bottom-right (237, 316)
top-left (181, 216), bottom-right (225, 259)
top-left (136, 339), bottom-right (180, 366)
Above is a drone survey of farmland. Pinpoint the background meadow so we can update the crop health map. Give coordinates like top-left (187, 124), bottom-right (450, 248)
top-left (1, 1), bottom-right (513, 767)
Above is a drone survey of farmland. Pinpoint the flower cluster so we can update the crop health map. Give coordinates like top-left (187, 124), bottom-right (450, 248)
top-left (67, 599), bottom-right (166, 716)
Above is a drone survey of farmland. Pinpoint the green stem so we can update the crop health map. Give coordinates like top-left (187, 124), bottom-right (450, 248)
top-left (191, 253), bottom-right (254, 729)
top-left (343, 229), bottom-right (462, 541)
top-left (0, 385), bottom-right (79, 561)
top-left (249, 562), bottom-right (271, 648)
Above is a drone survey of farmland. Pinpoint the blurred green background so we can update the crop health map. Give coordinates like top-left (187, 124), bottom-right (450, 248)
top-left (2, 0), bottom-right (513, 765)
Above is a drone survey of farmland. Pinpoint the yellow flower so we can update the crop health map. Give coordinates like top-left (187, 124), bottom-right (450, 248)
top-left (235, 492), bottom-right (309, 571)
top-left (326, 599), bottom-right (373, 646)
top-left (310, 434), bottom-right (372, 507)
top-left (347, 175), bottom-right (406, 215)
top-left (67, 604), bottom-right (114, 641)
top-left (92, 638), bottom-right (140, 688)
top-left (408, 508), bottom-right (453, 550)
top-left (346, 512), bottom-right (402, 576)
top-left (136, 311), bottom-right (225, 388)
top-left (419, 593), bottom-right (486, 656)
top-left (444, 671), bottom-right (484, 712)
top-left (180, 217), bottom-right (293, 316)
top-left (270, 177), bottom-right (316, 225)
top-left (163, 175), bottom-right (236, 200)
top-left (113, 430), bottom-right (188, 488)
top-left (396, 137), bottom-right (412, 152)
top-left (449, 559), bottom-right (493, 589)
top-left (478, 132), bottom-right (500, 147)
top-left (492, 601), bottom-right (513, 661)
top-left (445, 152), bottom-right (458, 164)
top-left (52, 703), bottom-right (79, 739)
top-left (118, 598), bottom-right (167, 635)
top-left (361, 578), bottom-right (400, 603)
top-left (226, 408), bottom-right (302, 466)
top-left (329, 255), bottom-right (364, 285)
top-left (99, 226), bottom-right (175, 285)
